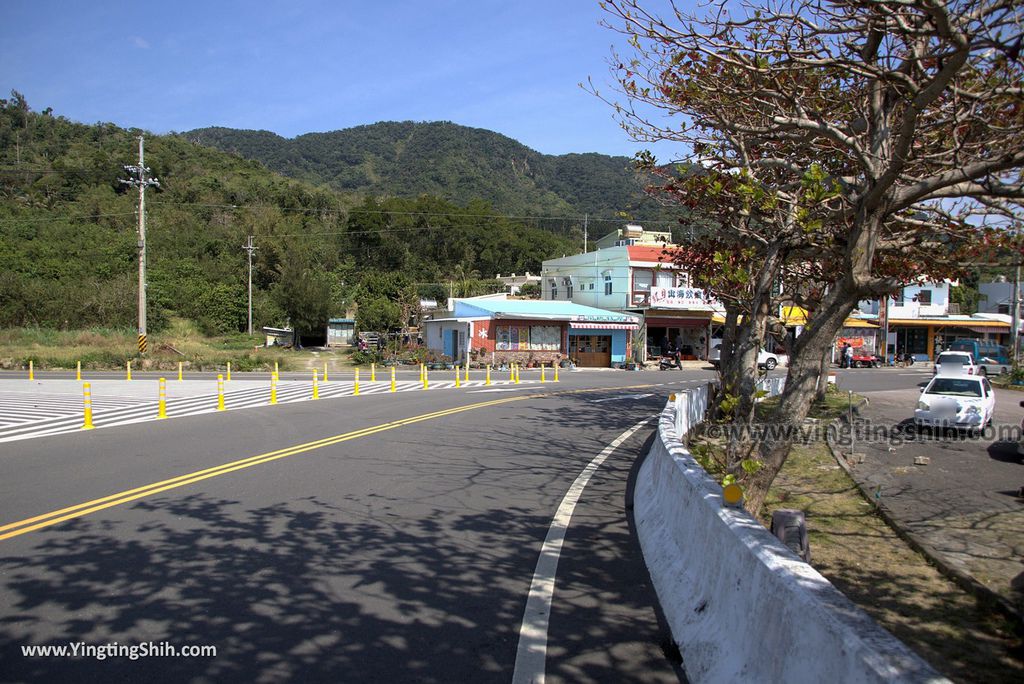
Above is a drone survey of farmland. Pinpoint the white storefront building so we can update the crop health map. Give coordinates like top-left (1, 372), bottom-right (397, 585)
top-left (542, 241), bottom-right (721, 361)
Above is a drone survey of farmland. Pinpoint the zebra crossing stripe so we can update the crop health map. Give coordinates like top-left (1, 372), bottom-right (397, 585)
top-left (0, 379), bottom-right (521, 443)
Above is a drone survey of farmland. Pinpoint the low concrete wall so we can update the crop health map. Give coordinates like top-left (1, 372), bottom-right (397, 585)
top-left (635, 387), bottom-right (946, 683)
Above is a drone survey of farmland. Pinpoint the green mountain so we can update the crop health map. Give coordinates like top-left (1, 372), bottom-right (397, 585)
top-left (0, 95), bottom-right (577, 334)
top-left (180, 121), bottom-right (668, 222)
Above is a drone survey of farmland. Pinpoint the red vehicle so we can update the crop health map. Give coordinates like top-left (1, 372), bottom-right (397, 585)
top-left (850, 349), bottom-right (882, 368)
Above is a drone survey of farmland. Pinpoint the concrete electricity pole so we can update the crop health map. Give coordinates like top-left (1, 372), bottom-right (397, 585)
top-left (1013, 263), bottom-right (1021, 363)
top-left (120, 136), bottom-right (160, 355)
top-left (243, 235), bottom-right (258, 335)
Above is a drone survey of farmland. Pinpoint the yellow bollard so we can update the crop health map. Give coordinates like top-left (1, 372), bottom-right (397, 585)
top-left (269, 375), bottom-right (278, 405)
top-left (515, 364), bottom-right (520, 384)
top-left (554, 364), bottom-right (559, 382)
top-left (178, 361), bottom-right (183, 382)
top-left (323, 362), bottom-right (329, 383)
top-left (354, 368), bottom-right (360, 396)
top-left (371, 363), bottom-right (376, 383)
top-left (275, 360), bottom-right (279, 377)
top-left (126, 360), bottom-right (132, 381)
top-left (312, 370), bottom-right (320, 400)
top-left (76, 360), bottom-right (81, 381)
top-left (464, 364), bottom-right (470, 383)
top-left (82, 382), bottom-right (95, 430)
top-left (391, 366), bottom-right (397, 392)
top-left (226, 361), bottom-right (232, 382)
top-left (217, 374), bottom-right (226, 411)
top-left (423, 366), bottom-right (429, 390)
top-left (486, 365), bottom-right (491, 386)
top-left (455, 367), bottom-right (461, 388)
top-left (28, 359), bottom-right (34, 381)
top-left (158, 377), bottom-right (168, 419)
top-left (541, 365), bottom-right (547, 383)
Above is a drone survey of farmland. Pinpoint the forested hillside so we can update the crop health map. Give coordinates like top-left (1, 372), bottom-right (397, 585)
top-left (0, 94), bottom-right (578, 336)
top-left (181, 122), bottom-right (670, 221)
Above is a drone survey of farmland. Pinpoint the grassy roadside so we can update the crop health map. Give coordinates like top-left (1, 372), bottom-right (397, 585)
top-left (0, 321), bottom-right (345, 373)
top-left (690, 391), bottom-right (1023, 683)
top-left (764, 442), bottom-right (1023, 683)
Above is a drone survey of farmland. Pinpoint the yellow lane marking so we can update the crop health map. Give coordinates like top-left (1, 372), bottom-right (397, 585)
top-left (0, 383), bottom-right (660, 542)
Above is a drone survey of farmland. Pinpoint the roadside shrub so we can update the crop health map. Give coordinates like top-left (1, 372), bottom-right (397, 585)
top-left (350, 349), bottom-right (381, 366)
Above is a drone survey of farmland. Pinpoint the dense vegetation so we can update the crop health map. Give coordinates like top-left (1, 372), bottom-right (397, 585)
top-left (181, 121), bottom-right (673, 223)
top-left (0, 94), bottom-right (582, 338)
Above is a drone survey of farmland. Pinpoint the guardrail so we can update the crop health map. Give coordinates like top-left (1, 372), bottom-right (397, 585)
top-left (635, 383), bottom-right (945, 683)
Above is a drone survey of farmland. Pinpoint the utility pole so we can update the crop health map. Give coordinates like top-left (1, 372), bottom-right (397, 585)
top-left (1013, 263), bottom-right (1021, 364)
top-left (243, 236), bottom-right (258, 336)
top-left (120, 136), bottom-right (159, 355)
top-left (583, 214), bottom-right (588, 253)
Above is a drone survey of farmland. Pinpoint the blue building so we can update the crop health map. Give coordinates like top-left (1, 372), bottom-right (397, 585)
top-left (424, 296), bottom-right (641, 368)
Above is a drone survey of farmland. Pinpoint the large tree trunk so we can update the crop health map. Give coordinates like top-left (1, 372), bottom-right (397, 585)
top-left (742, 287), bottom-right (858, 516)
top-left (722, 244), bottom-right (785, 470)
top-left (813, 344), bottom-right (832, 403)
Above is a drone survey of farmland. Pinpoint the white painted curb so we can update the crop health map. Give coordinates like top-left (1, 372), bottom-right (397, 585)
top-left (635, 385), bottom-right (947, 683)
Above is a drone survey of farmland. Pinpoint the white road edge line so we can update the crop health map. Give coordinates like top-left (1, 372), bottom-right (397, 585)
top-left (511, 415), bottom-right (655, 684)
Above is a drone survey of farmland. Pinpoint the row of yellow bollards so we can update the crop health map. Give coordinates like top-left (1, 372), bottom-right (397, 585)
top-left (76, 362), bottom-right (554, 430)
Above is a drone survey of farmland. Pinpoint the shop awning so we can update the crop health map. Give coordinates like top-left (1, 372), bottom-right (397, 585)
top-left (782, 306), bottom-right (808, 325)
top-left (710, 313), bottom-right (877, 328)
top-left (569, 322), bottom-right (637, 330)
top-left (645, 316), bottom-right (710, 328)
top-left (887, 318), bottom-right (1010, 329)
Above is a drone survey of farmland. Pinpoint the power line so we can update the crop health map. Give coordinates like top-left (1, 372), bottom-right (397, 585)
top-left (147, 200), bottom-right (674, 226)
top-left (0, 211), bottom-right (138, 225)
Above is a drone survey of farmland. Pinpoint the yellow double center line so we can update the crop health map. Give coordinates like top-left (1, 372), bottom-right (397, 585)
top-left (0, 384), bottom-right (659, 542)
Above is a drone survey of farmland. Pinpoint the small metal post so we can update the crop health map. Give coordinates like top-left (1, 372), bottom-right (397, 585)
top-left (158, 377), bottom-right (167, 419)
top-left (82, 382), bottom-right (95, 430)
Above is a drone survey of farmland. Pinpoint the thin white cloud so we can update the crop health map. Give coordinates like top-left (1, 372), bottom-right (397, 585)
top-left (131, 36), bottom-right (150, 49)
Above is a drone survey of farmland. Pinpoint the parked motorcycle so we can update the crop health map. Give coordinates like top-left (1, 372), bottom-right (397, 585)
top-left (659, 353), bottom-right (683, 370)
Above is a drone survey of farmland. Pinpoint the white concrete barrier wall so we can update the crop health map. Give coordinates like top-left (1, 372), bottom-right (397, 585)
top-left (636, 385), bottom-right (945, 683)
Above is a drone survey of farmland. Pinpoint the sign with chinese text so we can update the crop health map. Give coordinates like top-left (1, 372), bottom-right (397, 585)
top-left (648, 287), bottom-right (717, 310)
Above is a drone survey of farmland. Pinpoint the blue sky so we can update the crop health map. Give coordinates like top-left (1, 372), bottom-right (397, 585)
top-left (0, 0), bottom-right (687, 159)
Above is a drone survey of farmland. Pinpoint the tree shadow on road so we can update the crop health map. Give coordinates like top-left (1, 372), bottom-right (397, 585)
top-left (0, 390), bottom-right (677, 683)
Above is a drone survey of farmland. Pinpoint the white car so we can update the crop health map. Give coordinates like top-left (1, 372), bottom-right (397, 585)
top-left (1018, 400), bottom-right (1024, 459)
top-left (933, 351), bottom-right (980, 376)
top-left (915, 375), bottom-right (995, 432)
top-left (708, 343), bottom-right (779, 370)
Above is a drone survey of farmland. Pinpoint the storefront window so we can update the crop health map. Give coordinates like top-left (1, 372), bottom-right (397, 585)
top-left (895, 328), bottom-right (929, 355)
top-left (496, 325), bottom-right (561, 351)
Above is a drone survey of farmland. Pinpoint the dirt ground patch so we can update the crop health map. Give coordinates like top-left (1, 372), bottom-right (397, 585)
top-left (763, 441), bottom-right (1023, 683)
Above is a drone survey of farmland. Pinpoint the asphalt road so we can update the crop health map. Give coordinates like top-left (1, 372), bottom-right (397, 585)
top-left (828, 365), bottom-right (1024, 613)
top-left (0, 369), bottom-right (712, 683)
top-left (8, 363), bottom-right (1010, 682)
